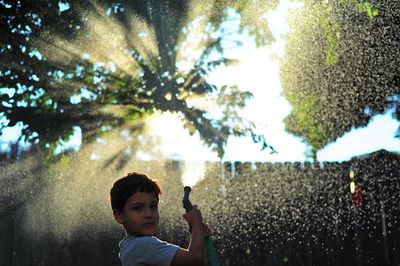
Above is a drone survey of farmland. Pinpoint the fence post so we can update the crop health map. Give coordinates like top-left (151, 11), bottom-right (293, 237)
top-left (380, 200), bottom-right (390, 265)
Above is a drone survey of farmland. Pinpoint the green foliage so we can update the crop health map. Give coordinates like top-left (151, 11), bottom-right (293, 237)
top-left (318, 12), bottom-right (341, 65)
top-left (281, 0), bottom-right (400, 157)
top-left (358, 2), bottom-right (378, 19)
top-left (338, 0), bottom-right (378, 17)
top-left (284, 96), bottom-right (327, 154)
top-left (301, 0), bottom-right (378, 65)
top-left (339, 0), bottom-right (379, 18)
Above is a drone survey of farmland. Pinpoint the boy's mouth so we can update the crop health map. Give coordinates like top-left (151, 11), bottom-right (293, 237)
top-left (142, 222), bottom-right (155, 227)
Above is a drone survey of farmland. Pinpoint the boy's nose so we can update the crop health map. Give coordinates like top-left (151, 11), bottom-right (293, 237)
top-left (143, 207), bottom-right (153, 217)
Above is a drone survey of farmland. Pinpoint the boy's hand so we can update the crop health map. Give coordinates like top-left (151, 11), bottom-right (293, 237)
top-left (203, 223), bottom-right (212, 237)
top-left (182, 205), bottom-right (203, 227)
top-left (183, 205), bottom-right (212, 236)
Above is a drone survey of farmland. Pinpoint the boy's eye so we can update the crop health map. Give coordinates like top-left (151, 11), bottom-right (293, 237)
top-left (132, 206), bottom-right (142, 211)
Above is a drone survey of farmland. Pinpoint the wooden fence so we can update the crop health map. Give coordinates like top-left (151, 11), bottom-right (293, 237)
top-left (1, 149), bottom-right (399, 265)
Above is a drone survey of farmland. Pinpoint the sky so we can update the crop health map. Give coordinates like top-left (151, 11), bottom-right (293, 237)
top-left (1, 0), bottom-right (400, 163)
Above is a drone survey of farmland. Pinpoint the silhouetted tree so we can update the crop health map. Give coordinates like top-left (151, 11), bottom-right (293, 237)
top-left (280, 0), bottom-right (399, 156)
top-left (1, 0), bottom-right (278, 158)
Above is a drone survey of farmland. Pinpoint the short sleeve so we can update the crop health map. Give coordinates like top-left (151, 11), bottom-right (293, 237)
top-left (120, 236), bottom-right (179, 266)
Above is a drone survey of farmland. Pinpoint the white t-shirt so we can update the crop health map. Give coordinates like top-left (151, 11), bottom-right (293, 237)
top-left (119, 236), bottom-right (179, 266)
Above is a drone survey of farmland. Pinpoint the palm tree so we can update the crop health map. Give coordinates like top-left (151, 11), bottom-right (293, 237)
top-left (1, 0), bottom-right (276, 158)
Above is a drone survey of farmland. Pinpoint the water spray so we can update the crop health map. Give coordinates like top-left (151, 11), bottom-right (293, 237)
top-left (182, 186), bottom-right (219, 266)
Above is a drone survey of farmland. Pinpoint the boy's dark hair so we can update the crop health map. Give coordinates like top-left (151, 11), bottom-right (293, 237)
top-left (110, 171), bottom-right (161, 212)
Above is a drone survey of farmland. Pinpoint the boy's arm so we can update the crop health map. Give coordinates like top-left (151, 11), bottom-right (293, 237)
top-left (171, 205), bottom-right (205, 266)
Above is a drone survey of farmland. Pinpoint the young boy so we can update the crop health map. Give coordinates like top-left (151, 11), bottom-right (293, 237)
top-left (110, 171), bottom-right (207, 266)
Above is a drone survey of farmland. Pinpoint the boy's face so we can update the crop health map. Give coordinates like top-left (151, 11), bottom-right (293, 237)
top-left (113, 192), bottom-right (159, 237)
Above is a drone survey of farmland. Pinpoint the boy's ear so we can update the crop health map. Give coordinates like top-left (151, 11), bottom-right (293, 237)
top-left (113, 209), bottom-right (124, 224)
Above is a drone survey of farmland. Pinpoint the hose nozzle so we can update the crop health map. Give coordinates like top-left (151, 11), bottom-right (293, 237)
top-left (183, 186), bottom-right (193, 213)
